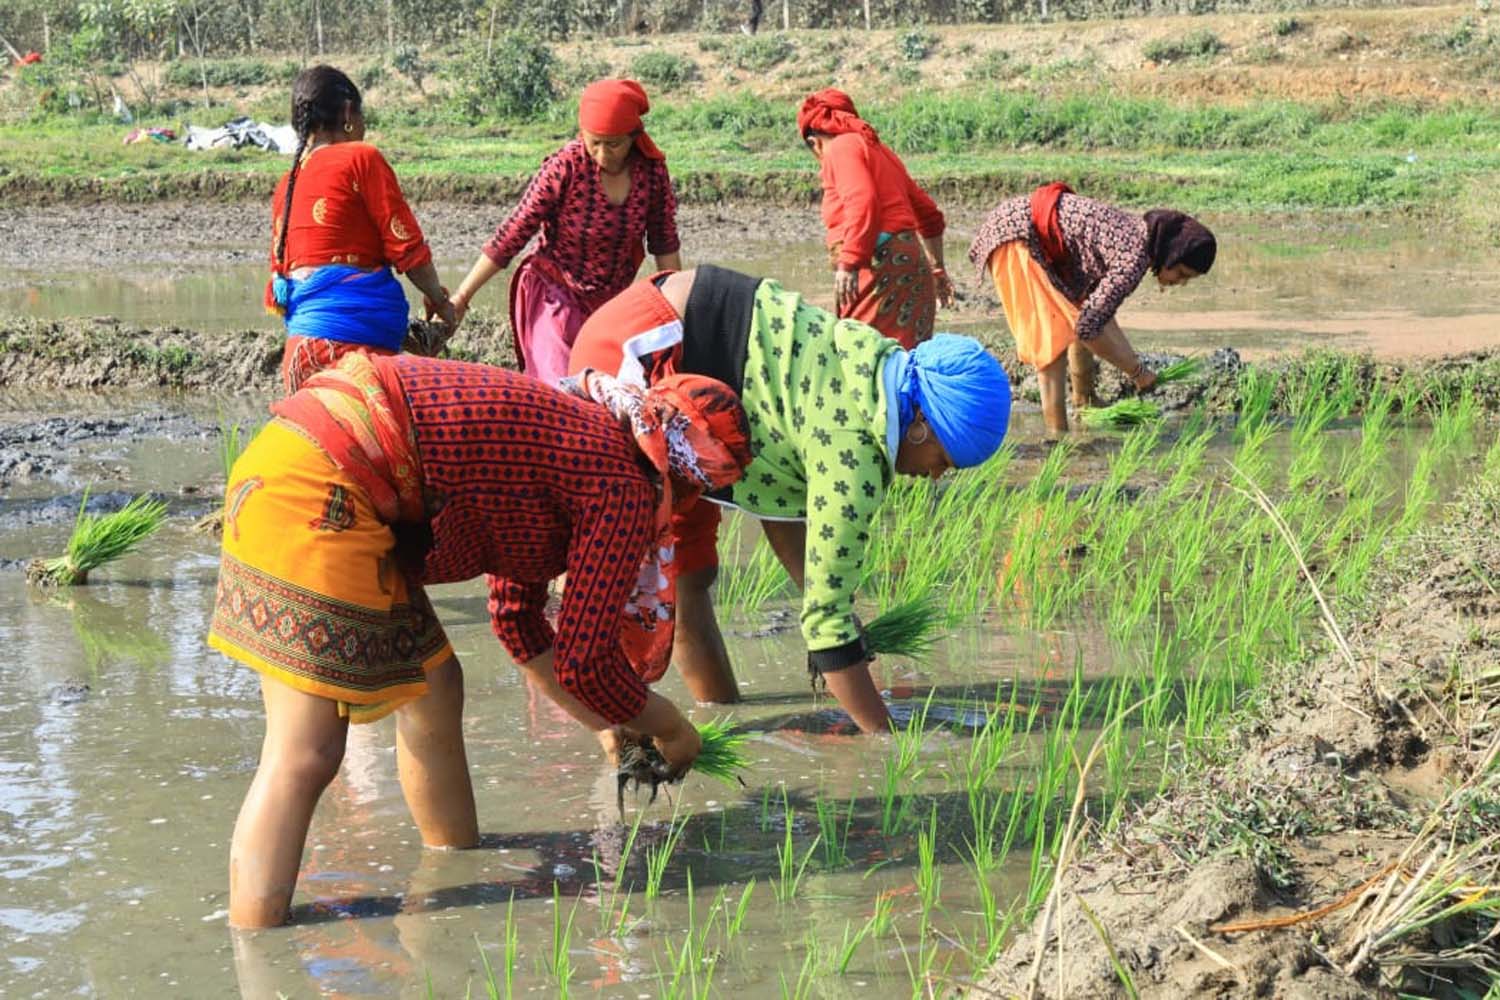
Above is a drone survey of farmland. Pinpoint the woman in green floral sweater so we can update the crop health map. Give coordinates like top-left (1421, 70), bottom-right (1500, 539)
top-left (569, 265), bottom-right (1010, 732)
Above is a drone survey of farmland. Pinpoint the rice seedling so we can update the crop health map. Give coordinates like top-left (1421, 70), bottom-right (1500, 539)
top-left (773, 789), bottom-right (821, 903)
top-left (720, 880), bottom-right (755, 941)
top-left (215, 409), bottom-right (259, 482)
top-left (692, 718), bottom-right (751, 787)
top-left (864, 596), bottom-right (942, 660)
top-left (475, 894), bottom-right (519, 1000)
top-left (644, 807), bottom-right (689, 904)
top-left (1153, 356), bottom-right (1202, 384)
top-left (27, 491), bottom-right (169, 587)
top-left (546, 882), bottom-right (579, 997)
top-left (1080, 398), bottom-right (1162, 429)
top-left (813, 792), bottom-right (857, 870)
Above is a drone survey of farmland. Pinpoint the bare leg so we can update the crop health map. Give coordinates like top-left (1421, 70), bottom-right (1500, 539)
top-left (759, 520), bottom-right (807, 589)
top-left (673, 565), bottom-right (740, 704)
top-left (1038, 353), bottom-right (1069, 435)
top-left (760, 519), bottom-right (891, 734)
top-left (823, 662), bottom-right (894, 734)
top-left (395, 656), bottom-right (479, 849)
top-left (1079, 318), bottom-right (1156, 390)
top-left (1067, 341), bottom-right (1099, 409)
top-left (229, 678), bottom-right (349, 928)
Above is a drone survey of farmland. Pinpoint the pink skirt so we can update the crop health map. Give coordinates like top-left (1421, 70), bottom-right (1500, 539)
top-left (508, 256), bottom-right (590, 385)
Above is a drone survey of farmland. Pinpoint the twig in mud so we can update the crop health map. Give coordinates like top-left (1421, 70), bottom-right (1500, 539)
top-left (1210, 861), bottom-right (1398, 935)
top-left (1173, 923), bottom-right (1237, 972)
top-left (1076, 892), bottom-right (1140, 1000)
top-left (1025, 695), bottom-right (1152, 1000)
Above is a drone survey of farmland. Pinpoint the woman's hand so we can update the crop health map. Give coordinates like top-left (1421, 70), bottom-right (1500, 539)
top-left (626, 692), bottom-right (701, 778)
top-left (931, 267), bottom-right (954, 309)
top-left (834, 267), bottom-right (860, 313)
top-left (447, 293), bottom-right (469, 329)
top-left (1131, 366), bottom-right (1159, 394)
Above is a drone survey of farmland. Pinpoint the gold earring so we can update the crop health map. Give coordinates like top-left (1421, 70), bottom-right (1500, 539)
top-left (343, 122), bottom-right (354, 133)
top-left (907, 422), bottom-right (929, 445)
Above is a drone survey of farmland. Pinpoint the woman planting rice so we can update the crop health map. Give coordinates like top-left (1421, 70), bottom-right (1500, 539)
top-left (267, 65), bottom-right (457, 392)
top-left (570, 265), bottom-right (1010, 734)
top-left (798, 88), bottom-right (951, 349)
top-left (968, 184), bottom-right (1217, 435)
top-left (208, 352), bottom-right (749, 927)
top-left (449, 79), bottom-right (682, 383)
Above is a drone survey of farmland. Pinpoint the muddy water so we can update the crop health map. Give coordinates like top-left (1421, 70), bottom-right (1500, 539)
top-left (6, 216), bottom-right (1498, 360)
top-left (0, 388), bottom-right (1467, 999)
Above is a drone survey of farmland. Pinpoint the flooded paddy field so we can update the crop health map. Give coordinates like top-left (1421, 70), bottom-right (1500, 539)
top-left (5, 204), bottom-right (1500, 362)
top-left (1, 358), bottom-right (1492, 996)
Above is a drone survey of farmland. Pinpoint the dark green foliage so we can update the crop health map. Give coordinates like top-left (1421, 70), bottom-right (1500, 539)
top-left (447, 32), bottom-right (556, 122)
top-left (898, 30), bottom-right (938, 61)
top-left (628, 50), bottom-right (699, 90)
top-left (1142, 30), bottom-right (1225, 63)
top-left (164, 59), bottom-right (297, 89)
top-left (728, 34), bottom-right (795, 72)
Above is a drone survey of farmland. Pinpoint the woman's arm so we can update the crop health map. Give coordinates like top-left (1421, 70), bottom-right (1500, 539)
top-left (645, 161), bottom-right (682, 272)
top-left (451, 154), bottom-right (569, 321)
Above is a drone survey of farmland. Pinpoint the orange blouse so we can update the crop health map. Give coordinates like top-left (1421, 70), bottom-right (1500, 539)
top-left (268, 142), bottom-right (431, 277)
top-left (818, 132), bottom-right (945, 271)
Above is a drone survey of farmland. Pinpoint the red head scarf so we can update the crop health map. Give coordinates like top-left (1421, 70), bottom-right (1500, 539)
top-left (797, 88), bottom-right (879, 143)
top-left (577, 78), bottom-right (664, 161)
top-left (562, 369), bottom-right (751, 682)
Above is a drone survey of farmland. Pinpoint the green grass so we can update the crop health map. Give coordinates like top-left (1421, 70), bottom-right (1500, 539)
top-left (1080, 398), bottom-right (1163, 429)
top-left (9, 91), bottom-right (1500, 211)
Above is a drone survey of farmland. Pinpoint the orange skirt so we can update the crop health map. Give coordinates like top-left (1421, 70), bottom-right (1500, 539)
top-left (987, 241), bottom-right (1080, 368)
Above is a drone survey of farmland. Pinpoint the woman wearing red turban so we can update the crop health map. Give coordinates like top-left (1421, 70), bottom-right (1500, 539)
top-left (449, 79), bottom-right (683, 383)
top-left (797, 88), bottom-right (951, 349)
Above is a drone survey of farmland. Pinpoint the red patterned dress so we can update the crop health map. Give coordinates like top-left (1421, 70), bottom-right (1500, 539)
top-left (480, 139), bottom-right (680, 383)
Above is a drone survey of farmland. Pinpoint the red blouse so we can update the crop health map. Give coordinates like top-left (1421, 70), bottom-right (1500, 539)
top-left (481, 139), bottom-right (680, 311)
top-left (391, 356), bottom-right (656, 725)
top-left (268, 142), bottom-right (432, 277)
top-left (818, 132), bottom-right (945, 270)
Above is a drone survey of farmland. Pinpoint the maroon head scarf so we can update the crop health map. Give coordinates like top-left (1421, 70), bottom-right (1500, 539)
top-left (1143, 210), bottom-right (1217, 275)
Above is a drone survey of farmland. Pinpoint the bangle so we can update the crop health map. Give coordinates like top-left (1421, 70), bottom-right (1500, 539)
top-left (931, 266), bottom-right (947, 275)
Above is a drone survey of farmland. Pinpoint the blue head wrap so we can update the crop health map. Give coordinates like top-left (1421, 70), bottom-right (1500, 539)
top-left (887, 334), bottom-right (1010, 469)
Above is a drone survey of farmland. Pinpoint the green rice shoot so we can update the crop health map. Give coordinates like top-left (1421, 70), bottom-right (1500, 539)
top-left (1081, 398), bottom-right (1164, 429)
top-left (864, 596), bottom-right (943, 660)
top-left (693, 717), bottom-right (752, 786)
top-left (29, 490), bottom-right (169, 587)
top-left (1155, 357), bottom-right (1203, 384)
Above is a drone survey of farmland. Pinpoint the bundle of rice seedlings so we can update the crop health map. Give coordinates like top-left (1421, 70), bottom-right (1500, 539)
top-left (692, 717), bottom-right (752, 786)
top-left (1154, 357), bottom-right (1203, 384)
top-left (864, 597), bottom-right (942, 660)
top-left (27, 492), bottom-right (169, 587)
top-left (1080, 398), bottom-right (1163, 429)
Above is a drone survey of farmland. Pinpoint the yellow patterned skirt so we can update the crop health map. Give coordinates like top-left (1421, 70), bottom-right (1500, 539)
top-left (207, 419), bottom-right (452, 723)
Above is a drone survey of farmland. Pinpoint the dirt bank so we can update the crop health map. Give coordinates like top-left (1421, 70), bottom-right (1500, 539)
top-left (977, 458), bottom-right (1500, 996)
top-left (0, 201), bottom-right (830, 277)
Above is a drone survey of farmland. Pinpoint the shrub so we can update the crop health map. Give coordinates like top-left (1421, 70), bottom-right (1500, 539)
top-left (898, 30), bottom-right (937, 62)
top-left (164, 58), bottom-right (296, 89)
top-left (1142, 30), bottom-right (1224, 63)
top-left (965, 49), bottom-right (1016, 82)
top-left (697, 37), bottom-right (725, 53)
top-left (728, 34), bottom-right (794, 72)
top-left (391, 44), bottom-right (428, 93)
top-left (629, 50), bottom-right (699, 90)
top-left (448, 32), bottom-right (555, 122)
top-left (558, 53), bottom-right (612, 89)
top-left (1271, 16), bottom-right (1302, 37)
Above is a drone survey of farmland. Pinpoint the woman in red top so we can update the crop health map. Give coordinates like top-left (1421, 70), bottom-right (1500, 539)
top-left (798, 89), bottom-right (951, 349)
top-left (449, 79), bottom-right (682, 384)
top-left (267, 65), bottom-right (457, 393)
top-left (209, 352), bottom-right (750, 927)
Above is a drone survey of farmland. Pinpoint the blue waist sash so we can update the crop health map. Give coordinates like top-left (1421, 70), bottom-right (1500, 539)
top-left (273, 265), bottom-right (409, 352)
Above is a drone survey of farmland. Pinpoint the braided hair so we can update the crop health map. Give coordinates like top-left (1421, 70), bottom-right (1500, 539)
top-left (274, 65), bottom-right (362, 273)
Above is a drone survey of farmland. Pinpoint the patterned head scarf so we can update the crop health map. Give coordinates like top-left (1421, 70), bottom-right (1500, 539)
top-left (886, 334), bottom-right (1010, 469)
top-left (560, 369), bottom-right (751, 682)
top-left (1143, 210), bottom-right (1216, 275)
top-left (796, 88), bottom-right (879, 143)
top-left (578, 79), bottom-right (665, 161)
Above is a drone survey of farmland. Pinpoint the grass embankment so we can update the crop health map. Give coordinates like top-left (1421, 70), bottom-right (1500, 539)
top-left (5, 91), bottom-right (1500, 214)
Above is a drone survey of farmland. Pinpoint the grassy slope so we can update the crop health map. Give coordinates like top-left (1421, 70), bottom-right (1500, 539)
top-left (5, 6), bottom-right (1500, 212)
